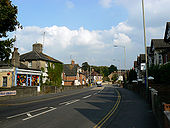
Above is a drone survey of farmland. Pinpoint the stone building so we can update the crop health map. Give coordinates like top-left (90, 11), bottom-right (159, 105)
top-left (20, 43), bottom-right (63, 83)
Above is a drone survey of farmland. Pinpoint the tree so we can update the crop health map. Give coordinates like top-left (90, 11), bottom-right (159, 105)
top-left (112, 74), bottom-right (118, 82)
top-left (47, 62), bottom-right (63, 87)
top-left (82, 62), bottom-right (90, 71)
top-left (0, 0), bottom-right (21, 61)
top-left (108, 65), bottom-right (117, 74)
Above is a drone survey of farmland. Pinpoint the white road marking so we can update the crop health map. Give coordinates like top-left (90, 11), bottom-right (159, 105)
top-left (59, 99), bottom-right (80, 106)
top-left (82, 95), bottom-right (91, 99)
top-left (23, 107), bottom-right (56, 121)
top-left (65, 99), bottom-right (80, 106)
top-left (7, 107), bottom-right (48, 119)
top-left (26, 113), bottom-right (32, 117)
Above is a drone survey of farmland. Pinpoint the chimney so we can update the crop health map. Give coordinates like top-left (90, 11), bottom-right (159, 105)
top-left (11, 47), bottom-right (20, 67)
top-left (71, 60), bottom-right (75, 65)
top-left (32, 43), bottom-right (43, 53)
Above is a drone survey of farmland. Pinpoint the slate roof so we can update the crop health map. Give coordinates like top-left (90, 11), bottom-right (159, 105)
top-left (151, 39), bottom-right (170, 50)
top-left (63, 64), bottom-right (79, 76)
top-left (20, 51), bottom-right (62, 64)
top-left (0, 61), bottom-right (40, 71)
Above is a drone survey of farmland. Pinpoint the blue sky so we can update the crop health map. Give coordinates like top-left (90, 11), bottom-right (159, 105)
top-left (12, 0), bottom-right (127, 30)
top-left (10, 0), bottom-right (170, 69)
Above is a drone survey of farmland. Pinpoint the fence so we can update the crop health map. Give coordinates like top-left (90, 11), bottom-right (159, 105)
top-left (125, 83), bottom-right (170, 128)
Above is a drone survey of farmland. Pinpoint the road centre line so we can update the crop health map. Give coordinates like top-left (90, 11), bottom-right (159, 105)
top-left (7, 107), bottom-right (48, 119)
top-left (23, 107), bottom-right (56, 121)
top-left (82, 95), bottom-right (91, 99)
top-left (93, 89), bottom-right (121, 128)
top-left (59, 99), bottom-right (80, 106)
top-left (65, 99), bottom-right (80, 106)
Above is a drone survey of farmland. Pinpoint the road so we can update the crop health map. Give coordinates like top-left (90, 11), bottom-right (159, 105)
top-left (0, 85), bottom-right (158, 128)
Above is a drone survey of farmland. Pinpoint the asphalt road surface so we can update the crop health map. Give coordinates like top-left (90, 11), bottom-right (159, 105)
top-left (0, 85), bottom-right (158, 128)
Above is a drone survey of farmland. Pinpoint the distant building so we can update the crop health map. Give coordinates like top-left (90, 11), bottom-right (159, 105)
top-left (20, 43), bottom-right (63, 83)
top-left (90, 69), bottom-right (103, 83)
top-left (63, 60), bottom-right (86, 86)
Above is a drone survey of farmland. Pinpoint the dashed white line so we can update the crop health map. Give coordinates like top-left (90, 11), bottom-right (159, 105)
top-left (82, 95), bottom-right (91, 99)
top-left (65, 99), bottom-right (80, 106)
top-left (59, 99), bottom-right (80, 106)
top-left (23, 107), bottom-right (56, 121)
top-left (7, 107), bottom-right (48, 119)
top-left (26, 113), bottom-right (32, 117)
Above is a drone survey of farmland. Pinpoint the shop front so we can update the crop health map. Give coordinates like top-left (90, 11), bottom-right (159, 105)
top-left (15, 68), bottom-right (41, 91)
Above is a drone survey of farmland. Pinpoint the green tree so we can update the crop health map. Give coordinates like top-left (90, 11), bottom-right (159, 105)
top-left (112, 74), bottom-right (118, 82)
top-left (100, 66), bottom-right (109, 77)
top-left (0, 0), bottom-right (21, 61)
top-left (108, 65), bottom-right (117, 74)
top-left (47, 62), bottom-right (63, 87)
top-left (82, 62), bottom-right (90, 71)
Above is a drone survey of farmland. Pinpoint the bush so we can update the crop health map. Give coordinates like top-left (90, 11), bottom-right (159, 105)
top-left (103, 77), bottom-right (110, 82)
top-left (148, 63), bottom-right (170, 84)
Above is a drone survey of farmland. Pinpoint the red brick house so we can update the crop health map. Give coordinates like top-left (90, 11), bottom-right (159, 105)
top-left (62, 60), bottom-right (86, 86)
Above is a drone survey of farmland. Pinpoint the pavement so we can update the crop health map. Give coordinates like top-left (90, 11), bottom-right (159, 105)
top-left (106, 87), bottom-right (159, 128)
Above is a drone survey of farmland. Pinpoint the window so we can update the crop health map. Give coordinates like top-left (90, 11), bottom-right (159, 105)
top-left (45, 62), bottom-right (48, 72)
top-left (28, 61), bottom-right (32, 68)
top-left (3, 77), bottom-right (7, 87)
top-left (159, 55), bottom-right (162, 64)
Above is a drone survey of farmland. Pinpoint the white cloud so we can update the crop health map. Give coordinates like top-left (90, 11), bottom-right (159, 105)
top-left (99, 0), bottom-right (113, 8)
top-left (116, 22), bottom-right (133, 33)
top-left (14, 22), bottom-right (135, 68)
top-left (113, 33), bottom-right (131, 46)
top-left (66, 1), bottom-right (74, 9)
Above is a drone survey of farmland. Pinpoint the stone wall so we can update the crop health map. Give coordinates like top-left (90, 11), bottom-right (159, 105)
top-left (0, 86), bottom-right (37, 101)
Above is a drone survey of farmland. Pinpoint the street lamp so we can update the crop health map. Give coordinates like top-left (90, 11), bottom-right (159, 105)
top-left (113, 59), bottom-right (121, 77)
top-left (142, 0), bottom-right (149, 100)
top-left (113, 45), bottom-right (126, 71)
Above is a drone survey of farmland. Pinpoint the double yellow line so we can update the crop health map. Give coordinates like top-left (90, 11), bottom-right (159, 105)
top-left (93, 89), bottom-right (121, 128)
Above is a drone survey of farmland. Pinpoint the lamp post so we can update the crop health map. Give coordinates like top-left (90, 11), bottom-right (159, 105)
top-left (113, 45), bottom-right (126, 72)
top-left (142, 0), bottom-right (149, 100)
top-left (113, 59), bottom-right (121, 75)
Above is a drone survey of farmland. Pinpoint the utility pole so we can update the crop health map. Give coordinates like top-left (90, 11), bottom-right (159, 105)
top-left (142, 0), bottom-right (149, 100)
top-left (89, 66), bottom-right (91, 86)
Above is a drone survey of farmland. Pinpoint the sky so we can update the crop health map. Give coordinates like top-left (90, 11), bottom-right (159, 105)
top-left (10, 0), bottom-right (170, 69)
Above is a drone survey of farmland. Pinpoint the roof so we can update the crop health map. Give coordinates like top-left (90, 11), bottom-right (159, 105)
top-left (164, 22), bottom-right (170, 42)
top-left (20, 51), bottom-right (62, 64)
top-left (0, 61), bottom-right (40, 71)
top-left (91, 71), bottom-right (102, 76)
top-left (63, 64), bottom-right (79, 76)
top-left (151, 39), bottom-right (170, 50)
